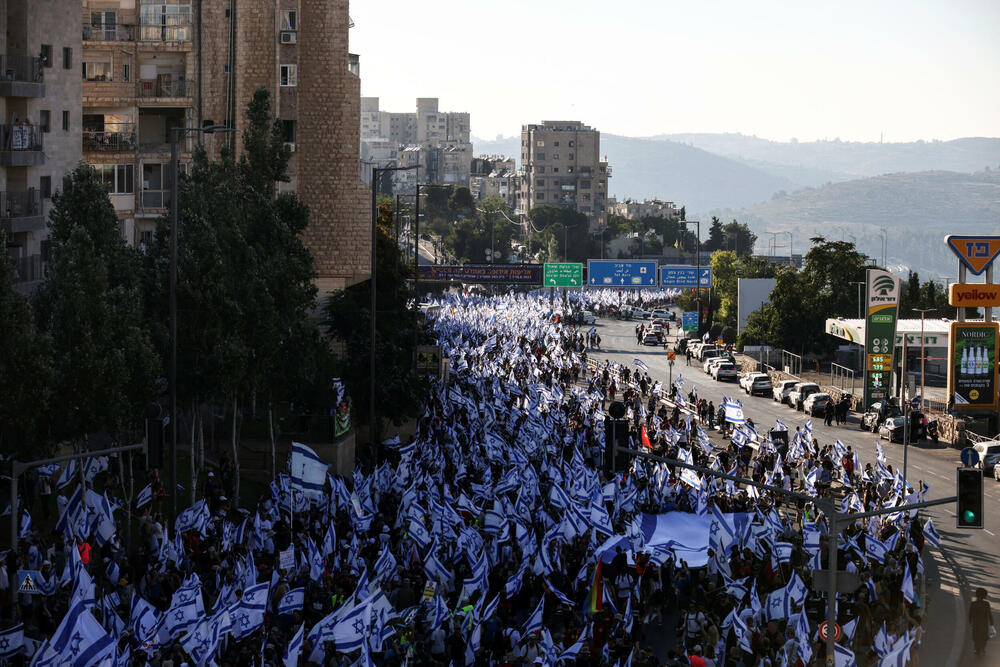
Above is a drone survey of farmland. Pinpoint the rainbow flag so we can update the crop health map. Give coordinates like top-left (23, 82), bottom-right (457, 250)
top-left (584, 561), bottom-right (603, 614)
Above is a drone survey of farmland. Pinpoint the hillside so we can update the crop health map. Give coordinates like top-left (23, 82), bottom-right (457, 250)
top-left (716, 169), bottom-right (1000, 278)
top-left (472, 134), bottom-right (796, 211)
top-left (659, 133), bottom-right (1000, 179)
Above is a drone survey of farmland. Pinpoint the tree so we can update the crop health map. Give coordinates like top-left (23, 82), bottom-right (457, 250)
top-left (323, 201), bottom-right (428, 456)
top-left (528, 206), bottom-right (590, 262)
top-left (703, 217), bottom-right (725, 251)
top-left (34, 165), bottom-right (159, 445)
top-left (448, 186), bottom-right (475, 220)
top-left (0, 234), bottom-right (52, 458)
top-left (722, 219), bottom-right (757, 255)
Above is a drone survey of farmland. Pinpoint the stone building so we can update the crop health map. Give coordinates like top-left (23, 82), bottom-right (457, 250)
top-left (470, 155), bottom-right (517, 211)
top-left (611, 198), bottom-right (681, 221)
top-left (78, 0), bottom-right (369, 290)
top-left (2, 0), bottom-right (82, 291)
top-left (515, 120), bottom-right (610, 231)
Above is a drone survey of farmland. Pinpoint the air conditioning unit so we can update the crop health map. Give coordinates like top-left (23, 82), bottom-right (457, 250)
top-left (280, 31), bottom-right (296, 44)
top-left (284, 142), bottom-right (296, 153)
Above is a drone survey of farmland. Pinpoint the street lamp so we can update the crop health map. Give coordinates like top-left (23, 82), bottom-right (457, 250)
top-left (370, 164), bottom-right (419, 466)
top-left (169, 124), bottom-right (234, 522)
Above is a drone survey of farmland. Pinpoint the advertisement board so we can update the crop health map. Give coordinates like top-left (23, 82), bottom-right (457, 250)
top-left (948, 322), bottom-right (999, 411)
top-left (863, 269), bottom-right (900, 408)
top-left (682, 312), bottom-right (699, 332)
top-left (417, 264), bottom-right (543, 284)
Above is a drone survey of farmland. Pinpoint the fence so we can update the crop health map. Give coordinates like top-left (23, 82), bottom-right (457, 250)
top-left (830, 362), bottom-right (857, 396)
top-left (83, 123), bottom-right (136, 152)
top-left (0, 55), bottom-right (43, 83)
top-left (0, 123), bottom-right (43, 152)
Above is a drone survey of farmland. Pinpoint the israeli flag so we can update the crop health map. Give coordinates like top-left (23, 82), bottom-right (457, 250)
top-left (429, 594), bottom-right (450, 630)
top-left (290, 442), bottom-right (330, 501)
top-left (774, 420), bottom-right (788, 432)
top-left (0, 623), bottom-right (23, 657)
top-left (765, 587), bottom-right (792, 620)
top-left (833, 642), bottom-right (856, 667)
top-left (174, 499), bottom-right (210, 536)
top-left (723, 398), bottom-right (746, 424)
top-left (922, 519), bottom-right (942, 548)
top-left (773, 541), bottom-right (794, 564)
top-left (329, 600), bottom-right (372, 653)
top-left (901, 561), bottom-right (916, 604)
top-left (633, 358), bottom-right (649, 372)
top-left (407, 518), bottom-right (431, 549)
top-left (56, 460), bottom-right (78, 490)
top-left (521, 595), bottom-right (545, 635)
top-left (46, 600), bottom-right (115, 667)
top-left (279, 587), bottom-right (304, 616)
top-left (135, 484), bottom-right (153, 510)
top-left (283, 623), bottom-right (304, 667)
top-left (19, 509), bottom-right (31, 538)
top-left (505, 563), bottom-right (527, 598)
top-left (558, 624), bottom-right (590, 663)
top-left (865, 534), bottom-right (888, 564)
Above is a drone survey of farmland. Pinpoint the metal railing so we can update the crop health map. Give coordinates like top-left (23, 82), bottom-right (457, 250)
top-left (0, 124), bottom-right (43, 152)
top-left (139, 78), bottom-right (187, 97)
top-left (830, 362), bottom-right (857, 396)
top-left (10, 254), bottom-right (45, 284)
top-left (140, 189), bottom-right (171, 210)
top-left (0, 190), bottom-right (42, 220)
top-left (138, 22), bottom-right (192, 42)
top-left (83, 124), bottom-right (136, 152)
top-left (0, 55), bottom-right (43, 84)
top-left (83, 24), bottom-right (136, 41)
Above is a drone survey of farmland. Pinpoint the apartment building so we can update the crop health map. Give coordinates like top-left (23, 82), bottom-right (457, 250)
top-left (2, 0), bottom-right (82, 290)
top-left (470, 155), bottom-right (517, 210)
top-left (515, 121), bottom-right (610, 231)
top-left (78, 0), bottom-right (369, 290)
top-left (612, 198), bottom-right (681, 221)
top-left (360, 96), bottom-right (472, 187)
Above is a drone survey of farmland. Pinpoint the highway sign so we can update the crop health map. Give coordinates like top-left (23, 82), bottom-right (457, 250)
top-left (961, 447), bottom-right (980, 467)
top-left (587, 260), bottom-right (657, 287)
top-left (17, 570), bottom-right (42, 595)
top-left (681, 311), bottom-right (699, 332)
top-left (544, 262), bottom-right (583, 287)
top-left (659, 265), bottom-right (712, 288)
top-left (818, 621), bottom-right (841, 642)
top-left (945, 235), bottom-right (1000, 275)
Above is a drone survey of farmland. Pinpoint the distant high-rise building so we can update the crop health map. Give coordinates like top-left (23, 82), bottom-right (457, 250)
top-left (516, 121), bottom-right (610, 230)
top-left (3, 0), bottom-right (82, 291)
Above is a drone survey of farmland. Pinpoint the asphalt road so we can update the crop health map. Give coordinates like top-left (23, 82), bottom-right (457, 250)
top-left (589, 314), bottom-right (1000, 665)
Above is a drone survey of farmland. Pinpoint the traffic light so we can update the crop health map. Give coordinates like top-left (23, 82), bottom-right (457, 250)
top-left (957, 467), bottom-right (984, 529)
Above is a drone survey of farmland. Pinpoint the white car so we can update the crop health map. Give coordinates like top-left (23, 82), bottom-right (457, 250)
top-left (712, 362), bottom-right (738, 381)
top-left (650, 310), bottom-right (671, 320)
top-left (631, 308), bottom-right (651, 318)
top-left (972, 441), bottom-right (1000, 476)
top-left (788, 383), bottom-right (821, 411)
top-left (580, 311), bottom-right (596, 324)
top-left (802, 392), bottom-right (833, 417)
top-left (772, 380), bottom-right (798, 404)
top-left (704, 356), bottom-right (732, 374)
top-left (696, 345), bottom-right (720, 361)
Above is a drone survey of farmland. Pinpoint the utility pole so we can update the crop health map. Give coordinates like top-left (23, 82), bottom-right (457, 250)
top-left (912, 308), bottom-right (935, 417)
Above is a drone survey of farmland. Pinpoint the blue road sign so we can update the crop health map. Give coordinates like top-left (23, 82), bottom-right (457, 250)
top-left (17, 570), bottom-right (42, 595)
top-left (658, 265), bottom-right (712, 288)
top-left (587, 260), bottom-right (657, 287)
top-left (682, 311), bottom-right (699, 332)
top-left (961, 447), bottom-right (980, 467)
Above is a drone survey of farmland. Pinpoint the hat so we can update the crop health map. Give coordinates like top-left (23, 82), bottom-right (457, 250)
top-left (208, 472), bottom-right (215, 477)
top-left (692, 645), bottom-right (702, 654)
top-left (42, 560), bottom-right (51, 567)
top-left (219, 496), bottom-right (227, 502)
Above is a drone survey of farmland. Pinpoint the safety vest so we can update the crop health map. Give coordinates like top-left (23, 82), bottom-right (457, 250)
top-left (78, 542), bottom-right (91, 565)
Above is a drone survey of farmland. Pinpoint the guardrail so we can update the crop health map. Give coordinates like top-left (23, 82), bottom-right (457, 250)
top-left (83, 125), bottom-right (136, 152)
top-left (0, 123), bottom-right (42, 151)
top-left (0, 55), bottom-right (43, 83)
top-left (83, 24), bottom-right (136, 41)
top-left (139, 78), bottom-right (187, 97)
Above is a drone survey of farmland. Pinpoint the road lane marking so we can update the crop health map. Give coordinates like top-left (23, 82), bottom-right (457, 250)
top-left (986, 529), bottom-right (996, 537)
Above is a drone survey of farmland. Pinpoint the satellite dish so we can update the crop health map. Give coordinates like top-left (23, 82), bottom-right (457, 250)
top-left (608, 401), bottom-right (626, 420)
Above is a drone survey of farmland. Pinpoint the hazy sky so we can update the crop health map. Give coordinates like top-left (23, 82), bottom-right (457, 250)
top-left (350, 0), bottom-right (1000, 142)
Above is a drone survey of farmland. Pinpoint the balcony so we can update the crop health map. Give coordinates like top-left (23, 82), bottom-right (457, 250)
top-left (139, 78), bottom-right (188, 99)
top-left (0, 124), bottom-right (44, 166)
top-left (0, 55), bottom-right (44, 97)
top-left (139, 189), bottom-right (170, 211)
top-left (0, 190), bottom-right (45, 235)
top-left (139, 22), bottom-right (192, 43)
top-left (83, 123), bottom-right (137, 153)
top-left (9, 254), bottom-right (46, 288)
top-left (83, 24), bottom-right (136, 42)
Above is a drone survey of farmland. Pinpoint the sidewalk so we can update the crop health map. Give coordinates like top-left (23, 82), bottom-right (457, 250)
top-left (921, 545), bottom-right (968, 667)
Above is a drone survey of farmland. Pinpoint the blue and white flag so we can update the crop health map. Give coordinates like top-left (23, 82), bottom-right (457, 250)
top-left (774, 419), bottom-right (788, 432)
top-left (723, 398), bottom-right (745, 424)
top-left (19, 509), bottom-right (31, 538)
top-left (922, 519), bottom-right (942, 548)
top-left (0, 623), bottom-right (23, 657)
top-left (407, 518), bottom-right (431, 549)
top-left (279, 588), bottom-right (304, 616)
top-left (521, 596), bottom-right (544, 635)
top-left (283, 624), bottom-right (304, 667)
top-left (135, 484), bottom-right (153, 509)
top-left (833, 642), bottom-right (857, 667)
top-left (901, 561), bottom-right (916, 604)
top-left (329, 600), bottom-right (373, 653)
top-left (174, 499), bottom-right (210, 536)
top-left (865, 534), bottom-right (888, 564)
top-left (56, 461), bottom-right (78, 490)
top-left (773, 541), bottom-right (794, 564)
top-left (633, 358), bottom-right (649, 372)
top-left (44, 600), bottom-right (115, 667)
top-left (290, 442), bottom-right (329, 501)
top-left (765, 587), bottom-right (792, 620)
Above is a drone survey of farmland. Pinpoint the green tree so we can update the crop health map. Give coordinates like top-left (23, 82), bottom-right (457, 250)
top-left (703, 217), bottom-right (725, 251)
top-left (0, 235), bottom-right (52, 458)
top-left (448, 186), bottom-right (475, 220)
top-left (528, 206), bottom-right (590, 262)
top-left (34, 165), bottom-right (159, 445)
top-left (722, 219), bottom-right (757, 255)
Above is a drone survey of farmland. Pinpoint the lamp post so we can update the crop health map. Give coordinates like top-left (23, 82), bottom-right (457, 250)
top-left (850, 281), bottom-right (865, 319)
top-left (370, 164), bottom-right (419, 467)
top-left (169, 124), bottom-right (234, 522)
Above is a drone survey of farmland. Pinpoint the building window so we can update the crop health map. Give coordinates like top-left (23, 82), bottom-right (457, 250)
top-left (282, 119), bottom-right (296, 143)
top-left (582, 193), bottom-right (591, 201)
top-left (535, 179), bottom-right (545, 186)
top-left (535, 140), bottom-right (544, 147)
top-left (536, 153), bottom-right (545, 160)
top-left (40, 176), bottom-right (52, 199)
top-left (536, 192), bottom-right (545, 200)
top-left (280, 10), bottom-right (297, 30)
top-left (95, 164), bottom-right (135, 194)
top-left (536, 166), bottom-right (544, 174)
top-left (567, 166), bottom-right (574, 174)
top-left (39, 110), bottom-right (51, 133)
top-left (122, 62), bottom-right (131, 82)
top-left (568, 140), bottom-right (574, 147)
top-left (553, 154), bottom-right (559, 160)
top-left (280, 64), bottom-right (297, 86)
top-left (569, 153), bottom-right (574, 160)
top-left (581, 180), bottom-right (592, 189)
top-left (41, 45), bottom-right (53, 68)
top-left (140, 230), bottom-right (154, 247)
top-left (63, 47), bottom-right (73, 69)
top-left (553, 167), bottom-right (559, 173)
top-left (62, 110), bottom-right (70, 131)
top-left (83, 60), bottom-right (113, 81)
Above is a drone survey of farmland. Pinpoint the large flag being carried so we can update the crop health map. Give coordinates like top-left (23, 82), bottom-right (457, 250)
top-left (290, 442), bottom-right (329, 501)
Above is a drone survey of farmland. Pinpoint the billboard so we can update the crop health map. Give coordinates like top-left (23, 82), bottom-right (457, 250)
top-left (863, 269), bottom-right (900, 408)
top-left (417, 264), bottom-right (543, 284)
top-left (737, 278), bottom-right (777, 334)
top-left (948, 322), bottom-right (999, 411)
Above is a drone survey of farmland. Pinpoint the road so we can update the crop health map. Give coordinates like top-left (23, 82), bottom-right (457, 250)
top-left (589, 314), bottom-right (1000, 666)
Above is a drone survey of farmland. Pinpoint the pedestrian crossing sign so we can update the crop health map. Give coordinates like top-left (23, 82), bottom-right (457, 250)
top-left (17, 570), bottom-right (42, 595)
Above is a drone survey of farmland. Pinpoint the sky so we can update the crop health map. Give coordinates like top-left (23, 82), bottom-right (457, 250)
top-left (350, 0), bottom-right (1000, 143)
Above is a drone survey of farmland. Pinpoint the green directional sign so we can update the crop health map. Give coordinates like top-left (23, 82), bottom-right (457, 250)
top-left (544, 262), bottom-right (583, 287)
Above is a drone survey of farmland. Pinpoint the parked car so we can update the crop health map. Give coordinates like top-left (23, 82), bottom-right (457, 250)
top-left (747, 375), bottom-right (773, 397)
top-left (861, 400), bottom-right (901, 432)
top-left (700, 350), bottom-right (726, 369)
top-left (704, 356), bottom-right (729, 374)
top-left (740, 372), bottom-right (768, 392)
top-left (650, 310), bottom-right (671, 320)
top-left (712, 362), bottom-right (739, 381)
top-left (788, 382), bottom-right (821, 411)
top-left (580, 310), bottom-right (597, 324)
top-left (972, 441), bottom-right (1000, 475)
top-left (802, 392), bottom-right (833, 417)
top-left (696, 345), bottom-right (721, 361)
top-left (642, 331), bottom-right (662, 346)
top-left (878, 417), bottom-right (907, 443)
top-left (772, 380), bottom-right (799, 404)
top-left (632, 309), bottom-right (651, 319)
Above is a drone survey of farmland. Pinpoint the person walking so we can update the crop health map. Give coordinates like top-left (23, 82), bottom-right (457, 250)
top-left (969, 587), bottom-right (994, 657)
top-left (824, 400), bottom-right (835, 427)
